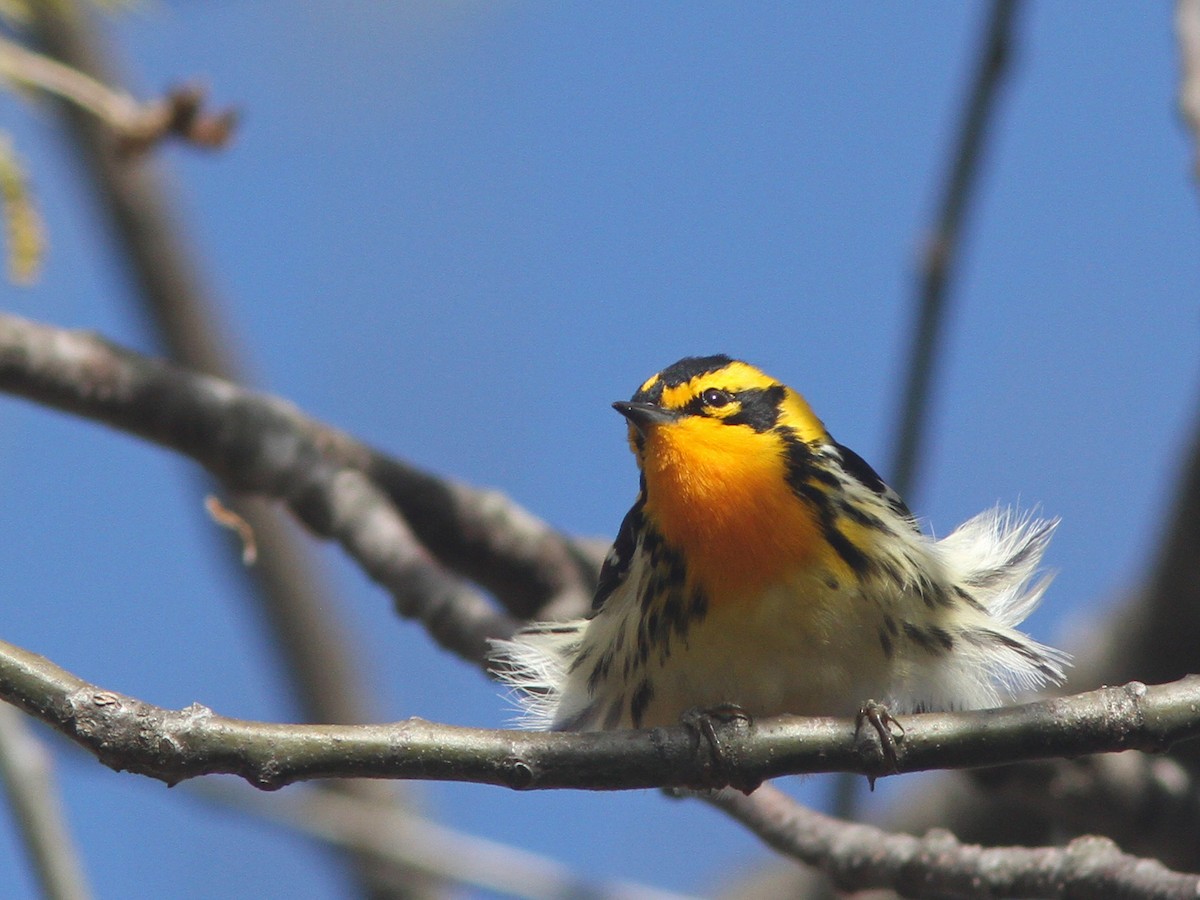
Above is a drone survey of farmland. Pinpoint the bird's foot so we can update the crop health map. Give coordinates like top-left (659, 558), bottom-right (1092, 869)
top-left (855, 699), bottom-right (905, 790)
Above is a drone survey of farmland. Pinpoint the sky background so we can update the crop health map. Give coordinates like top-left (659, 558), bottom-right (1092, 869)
top-left (1, 3), bottom-right (1198, 897)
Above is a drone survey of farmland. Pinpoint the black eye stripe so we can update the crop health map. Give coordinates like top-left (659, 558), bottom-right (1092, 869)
top-left (724, 385), bottom-right (785, 431)
top-left (669, 384), bottom-right (785, 430)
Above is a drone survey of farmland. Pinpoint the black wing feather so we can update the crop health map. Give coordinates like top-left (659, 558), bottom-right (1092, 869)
top-left (833, 441), bottom-right (915, 523)
top-left (592, 498), bottom-right (643, 613)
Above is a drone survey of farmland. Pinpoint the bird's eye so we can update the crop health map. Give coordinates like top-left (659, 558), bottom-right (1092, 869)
top-left (701, 388), bottom-right (733, 408)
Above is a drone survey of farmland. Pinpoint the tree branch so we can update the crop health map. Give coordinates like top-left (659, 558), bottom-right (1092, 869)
top-left (888, 0), bottom-right (1022, 498)
top-left (709, 783), bottom-right (1199, 899)
top-left (0, 311), bottom-right (529, 664)
top-left (0, 32), bottom-right (234, 153)
top-left (0, 634), bottom-right (1197, 791)
top-left (0, 310), bottom-right (598, 626)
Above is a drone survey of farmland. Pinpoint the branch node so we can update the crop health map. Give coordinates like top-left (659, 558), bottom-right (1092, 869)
top-left (503, 757), bottom-right (536, 790)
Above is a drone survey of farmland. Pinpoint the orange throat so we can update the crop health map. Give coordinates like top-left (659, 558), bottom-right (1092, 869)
top-left (639, 419), bottom-right (826, 604)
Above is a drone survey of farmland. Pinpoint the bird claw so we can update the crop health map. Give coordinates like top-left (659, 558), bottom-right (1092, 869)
top-left (856, 700), bottom-right (904, 789)
top-left (680, 704), bottom-right (758, 793)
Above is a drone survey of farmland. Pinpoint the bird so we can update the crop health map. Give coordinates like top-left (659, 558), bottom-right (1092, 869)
top-left (490, 355), bottom-right (1068, 733)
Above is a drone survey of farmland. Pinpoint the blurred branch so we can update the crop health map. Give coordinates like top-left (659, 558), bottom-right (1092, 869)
top-left (0, 32), bottom-right (234, 153)
top-left (966, 753), bottom-right (1200, 864)
top-left (0, 703), bottom-right (91, 900)
top-left (0, 635), bottom-right (1197, 790)
top-left (0, 312), bottom-right (600, 648)
top-left (196, 783), bottom-right (694, 900)
top-left (1178, 0), bottom-right (1200, 182)
top-left (708, 782), bottom-right (1198, 899)
top-left (363, 455), bottom-right (599, 621)
top-left (888, 0), bottom-right (1022, 498)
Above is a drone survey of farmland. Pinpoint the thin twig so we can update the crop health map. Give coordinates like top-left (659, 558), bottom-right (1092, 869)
top-left (0, 703), bottom-right (91, 900)
top-left (0, 32), bottom-right (234, 152)
top-left (888, 0), bottom-right (1023, 499)
top-left (0, 636), bottom-right (1197, 790)
top-left (0, 311), bottom-right (516, 664)
top-left (709, 783), bottom-right (1198, 899)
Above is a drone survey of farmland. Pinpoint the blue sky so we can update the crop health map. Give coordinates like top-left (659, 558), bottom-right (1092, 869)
top-left (1, 3), bottom-right (1198, 897)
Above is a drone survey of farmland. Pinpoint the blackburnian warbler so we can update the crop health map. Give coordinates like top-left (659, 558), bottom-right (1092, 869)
top-left (492, 355), bottom-right (1068, 731)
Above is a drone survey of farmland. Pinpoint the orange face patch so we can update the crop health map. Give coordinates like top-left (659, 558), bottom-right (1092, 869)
top-left (639, 415), bottom-right (834, 602)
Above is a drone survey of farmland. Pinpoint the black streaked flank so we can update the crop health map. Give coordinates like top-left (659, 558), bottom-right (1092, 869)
top-left (567, 646), bottom-right (592, 674)
top-left (965, 628), bottom-right (1060, 679)
top-left (914, 575), bottom-right (952, 609)
top-left (780, 432), bottom-right (817, 490)
top-left (644, 608), bottom-right (661, 649)
top-left (592, 500), bottom-right (643, 612)
top-left (836, 495), bottom-right (887, 531)
top-left (636, 628), bottom-right (651, 666)
top-left (833, 441), bottom-right (915, 523)
top-left (822, 521), bottom-right (873, 575)
top-left (661, 589), bottom-right (685, 636)
top-left (953, 584), bottom-right (988, 612)
top-left (904, 622), bottom-right (939, 654)
top-left (780, 433), bottom-right (874, 575)
top-left (630, 678), bottom-right (655, 728)
top-left (602, 698), bottom-right (624, 730)
top-left (586, 648), bottom-right (615, 691)
top-left (928, 625), bottom-right (956, 651)
top-left (806, 464), bottom-right (842, 489)
top-left (879, 629), bottom-right (894, 658)
top-left (902, 623), bottom-right (954, 655)
top-left (979, 628), bottom-right (1043, 662)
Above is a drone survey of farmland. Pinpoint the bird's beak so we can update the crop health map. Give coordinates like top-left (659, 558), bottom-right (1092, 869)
top-left (612, 401), bottom-right (680, 435)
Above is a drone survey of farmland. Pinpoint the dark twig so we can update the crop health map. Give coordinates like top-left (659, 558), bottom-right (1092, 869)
top-left (888, 0), bottom-right (1023, 499)
top-left (710, 783), bottom-right (1199, 899)
top-left (0, 311), bottom-right (593, 643)
top-left (0, 635), bottom-right (1197, 791)
top-left (0, 33), bottom-right (235, 154)
top-left (0, 313), bottom-right (516, 665)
